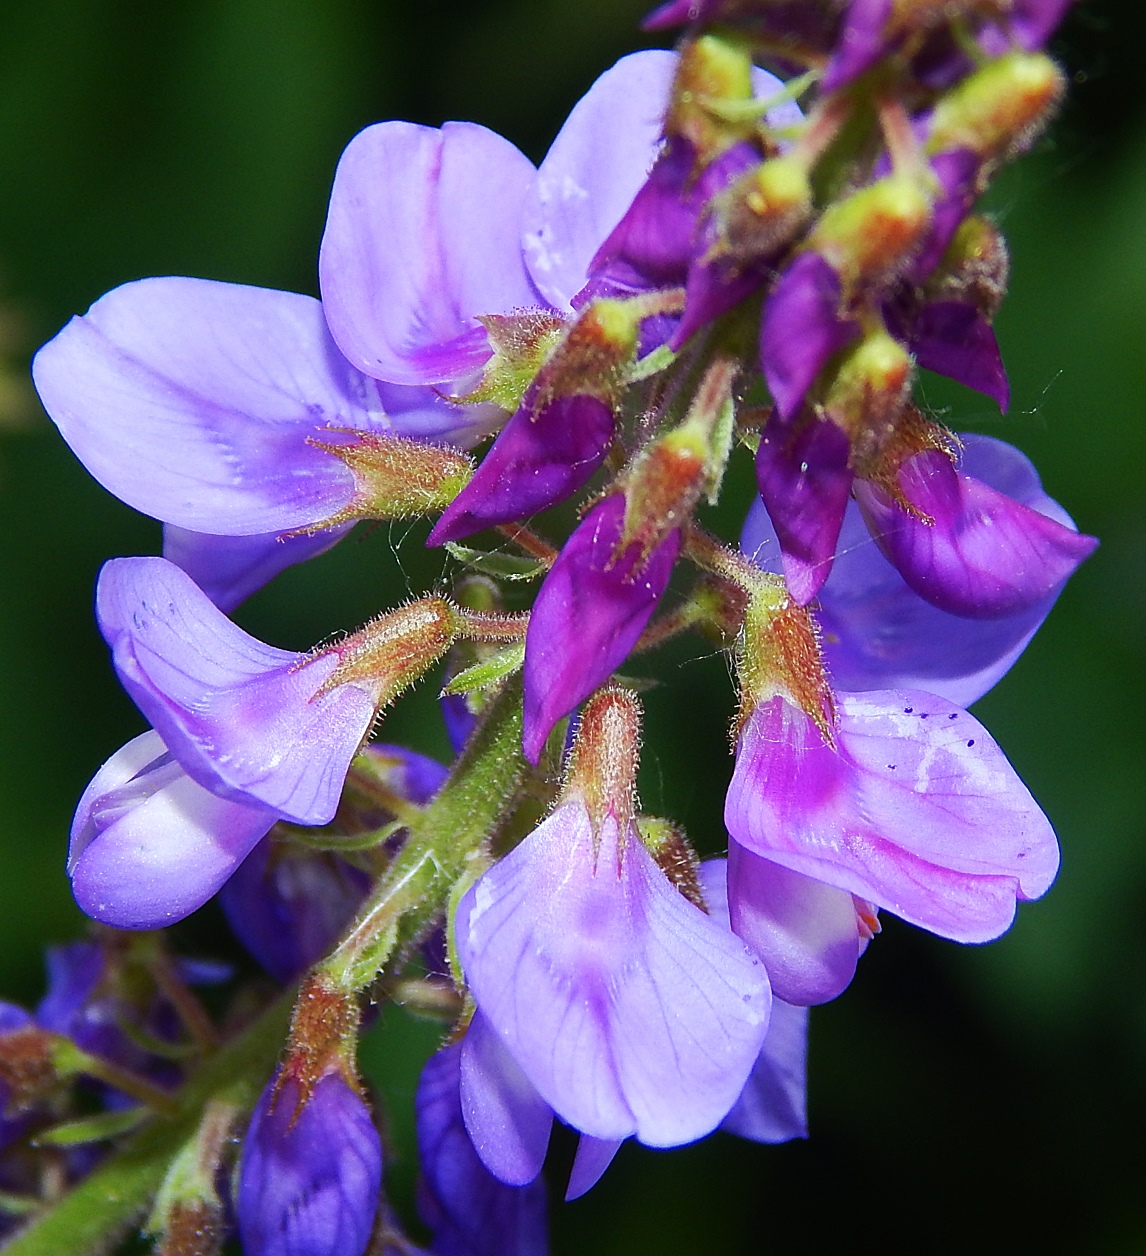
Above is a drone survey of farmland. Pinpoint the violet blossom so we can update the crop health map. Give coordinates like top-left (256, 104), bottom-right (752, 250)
top-left (725, 687), bottom-right (1060, 945)
top-left (521, 495), bottom-right (680, 763)
top-left (238, 1072), bottom-right (382, 1256)
top-left (416, 1041), bottom-right (549, 1255)
top-left (753, 427), bottom-right (1096, 613)
top-left (454, 791), bottom-right (772, 1147)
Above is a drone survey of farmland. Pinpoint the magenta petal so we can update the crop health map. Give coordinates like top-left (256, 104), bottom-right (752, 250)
top-left (522, 496), bottom-right (680, 763)
top-left (96, 557), bottom-right (376, 825)
top-left (855, 447), bottom-right (1098, 618)
top-left (565, 1136), bottom-right (623, 1202)
top-left (743, 435), bottom-right (1091, 705)
top-left (459, 1011), bottom-right (553, 1187)
top-left (320, 120), bottom-right (539, 385)
top-left (456, 801), bottom-right (771, 1146)
top-left (755, 412), bottom-right (853, 604)
top-left (761, 253), bottom-right (861, 419)
top-left (720, 997), bottom-right (809, 1144)
top-left (822, 0), bottom-right (895, 91)
top-left (163, 524), bottom-right (351, 613)
top-left (1009, 0), bottom-right (1074, 49)
top-left (725, 693), bottom-right (1060, 942)
top-left (910, 148), bottom-right (980, 281)
top-left (428, 393), bottom-right (615, 544)
top-left (727, 841), bottom-right (860, 1005)
top-left (523, 51), bottom-right (678, 310)
top-left (908, 301), bottom-right (1009, 410)
top-left (31, 278), bottom-right (382, 534)
top-left (68, 731), bottom-right (275, 929)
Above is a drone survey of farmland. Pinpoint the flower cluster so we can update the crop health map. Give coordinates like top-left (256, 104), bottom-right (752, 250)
top-left (17, 1), bottom-right (1094, 1253)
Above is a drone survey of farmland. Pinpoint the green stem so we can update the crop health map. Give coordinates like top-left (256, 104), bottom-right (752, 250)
top-left (322, 676), bottom-right (527, 994)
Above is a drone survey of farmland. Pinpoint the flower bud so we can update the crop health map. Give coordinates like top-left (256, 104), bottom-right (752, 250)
top-left (809, 173), bottom-right (933, 292)
top-left (303, 433), bottom-right (473, 531)
top-left (820, 328), bottom-right (914, 461)
top-left (238, 1067), bottom-right (381, 1256)
top-left (926, 51), bottom-right (1065, 161)
top-left (616, 357), bottom-right (738, 565)
top-left (703, 154), bottom-right (814, 268)
top-left (928, 214), bottom-right (1010, 318)
top-left (665, 33), bottom-right (758, 165)
top-left (531, 299), bottom-right (641, 413)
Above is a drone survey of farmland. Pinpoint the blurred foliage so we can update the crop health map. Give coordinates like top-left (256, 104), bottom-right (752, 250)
top-left (0, 1), bottom-right (1142, 1252)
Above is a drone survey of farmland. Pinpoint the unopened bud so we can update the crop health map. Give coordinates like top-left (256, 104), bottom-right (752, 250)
top-left (926, 51), bottom-right (1065, 161)
top-left (616, 357), bottom-right (737, 564)
top-left (929, 214), bottom-right (1010, 317)
top-left (820, 329), bottom-right (913, 460)
top-left (810, 173), bottom-right (932, 291)
top-left (0, 1025), bottom-right (61, 1110)
top-left (326, 596), bottom-right (460, 705)
top-left (704, 154), bottom-right (814, 266)
top-left (530, 299), bottom-right (641, 414)
top-left (305, 432), bottom-right (473, 530)
top-left (666, 32), bottom-right (757, 163)
top-left (636, 817), bottom-right (705, 909)
top-left (562, 686), bottom-right (642, 834)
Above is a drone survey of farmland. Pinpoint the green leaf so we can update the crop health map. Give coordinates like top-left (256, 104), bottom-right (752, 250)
top-left (441, 643), bottom-right (526, 696)
top-left (627, 343), bottom-right (676, 383)
top-left (444, 543), bottom-right (546, 581)
top-left (34, 1107), bottom-right (148, 1147)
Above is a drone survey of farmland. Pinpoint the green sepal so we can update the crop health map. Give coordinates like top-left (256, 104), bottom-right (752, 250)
top-left (33, 1107), bottom-right (149, 1148)
top-left (441, 642), bottom-right (526, 697)
top-left (626, 344), bottom-right (677, 384)
top-left (445, 543), bottom-right (547, 582)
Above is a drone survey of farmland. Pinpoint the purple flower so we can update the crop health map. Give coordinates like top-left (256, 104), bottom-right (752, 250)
top-left (416, 1041), bottom-right (549, 1256)
top-left (746, 438), bottom-right (1092, 706)
top-left (892, 298), bottom-right (1009, 409)
top-left (821, 0), bottom-right (893, 93)
top-left (455, 795), bottom-right (771, 1146)
top-left (760, 253), bottom-right (861, 420)
top-left (69, 729), bottom-right (276, 929)
top-left (457, 1010), bottom-right (623, 1202)
top-left (95, 557), bottom-right (392, 826)
top-left (754, 405), bottom-right (854, 605)
top-left (35, 53), bottom-right (676, 608)
top-left (750, 430), bottom-right (1095, 621)
top-left (853, 440), bottom-right (1097, 618)
top-left (522, 495), bottom-right (680, 763)
top-left (724, 689), bottom-right (1059, 943)
top-left (727, 843), bottom-right (873, 1005)
top-left (32, 280), bottom-right (471, 605)
top-left (238, 1072), bottom-right (382, 1256)
top-left (322, 51), bottom-right (677, 390)
top-left (697, 860), bottom-right (809, 1139)
top-left (428, 393), bottom-right (616, 544)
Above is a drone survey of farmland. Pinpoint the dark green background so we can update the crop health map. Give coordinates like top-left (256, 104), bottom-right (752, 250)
top-left (0, 2), bottom-right (1143, 1252)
